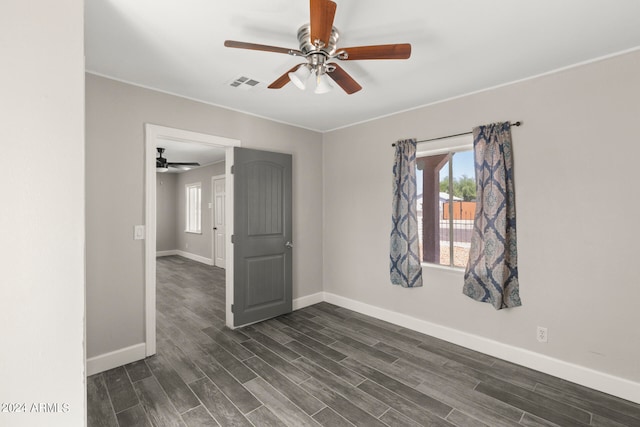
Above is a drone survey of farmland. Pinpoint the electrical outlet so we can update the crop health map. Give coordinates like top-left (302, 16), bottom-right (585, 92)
top-left (185, 243), bottom-right (189, 249)
top-left (537, 326), bottom-right (548, 343)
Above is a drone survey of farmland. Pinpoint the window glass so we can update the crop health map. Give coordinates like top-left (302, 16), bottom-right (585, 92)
top-left (416, 148), bottom-right (475, 268)
top-left (185, 183), bottom-right (202, 233)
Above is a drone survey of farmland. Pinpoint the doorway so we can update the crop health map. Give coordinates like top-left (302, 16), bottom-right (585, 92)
top-left (145, 124), bottom-right (240, 356)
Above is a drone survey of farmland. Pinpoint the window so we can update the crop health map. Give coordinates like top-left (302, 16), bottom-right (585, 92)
top-left (185, 182), bottom-right (202, 233)
top-left (415, 136), bottom-right (475, 268)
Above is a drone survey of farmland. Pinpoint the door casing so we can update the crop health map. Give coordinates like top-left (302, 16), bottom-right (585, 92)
top-left (145, 124), bottom-right (240, 357)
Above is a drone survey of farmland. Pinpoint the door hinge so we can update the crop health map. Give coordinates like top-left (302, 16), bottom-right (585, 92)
top-left (231, 235), bottom-right (235, 244)
top-left (231, 304), bottom-right (235, 313)
top-left (230, 165), bottom-right (234, 174)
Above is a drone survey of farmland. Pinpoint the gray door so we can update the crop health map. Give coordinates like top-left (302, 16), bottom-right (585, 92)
top-left (233, 147), bottom-right (292, 326)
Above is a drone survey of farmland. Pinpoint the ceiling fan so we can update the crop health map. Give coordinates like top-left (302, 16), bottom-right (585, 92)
top-left (224, 0), bottom-right (411, 95)
top-left (156, 147), bottom-right (200, 172)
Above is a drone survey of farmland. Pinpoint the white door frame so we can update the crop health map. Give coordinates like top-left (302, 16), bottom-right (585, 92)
top-left (145, 124), bottom-right (240, 356)
top-left (211, 174), bottom-right (226, 268)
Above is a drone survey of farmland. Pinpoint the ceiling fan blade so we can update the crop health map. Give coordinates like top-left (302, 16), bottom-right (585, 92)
top-left (224, 40), bottom-right (302, 56)
top-left (327, 63), bottom-right (362, 95)
top-left (310, 0), bottom-right (337, 47)
top-left (338, 43), bottom-right (411, 60)
top-left (268, 64), bottom-right (304, 89)
top-left (167, 162), bottom-right (200, 167)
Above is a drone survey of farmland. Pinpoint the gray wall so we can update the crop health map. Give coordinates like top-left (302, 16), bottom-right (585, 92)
top-left (156, 162), bottom-right (225, 259)
top-left (1, 0), bottom-right (86, 424)
top-left (86, 73), bottom-right (323, 359)
top-left (176, 162), bottom-right (226, 260)
top-left (156, 173), bottom-right (178, 252)
top-left (323, 50), bottom-right (640, 383)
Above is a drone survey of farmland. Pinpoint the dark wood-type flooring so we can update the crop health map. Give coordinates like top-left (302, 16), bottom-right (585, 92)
top-left (88, 256), bottom-right (640, 426)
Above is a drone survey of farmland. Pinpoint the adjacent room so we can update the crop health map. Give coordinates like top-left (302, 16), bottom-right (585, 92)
top-left (3, 1), bottom-right (640, 426)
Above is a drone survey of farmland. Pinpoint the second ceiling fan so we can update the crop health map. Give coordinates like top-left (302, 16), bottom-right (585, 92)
top-left (224, 0), bottom-right (411, 95)
top-left (156, 147), bottom-right (200, 172)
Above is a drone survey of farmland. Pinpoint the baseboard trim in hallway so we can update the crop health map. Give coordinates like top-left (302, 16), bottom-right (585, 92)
top-left (323, 291), bottom-right (640, 405)
top-left (157, 250), bottom-right (213, 266)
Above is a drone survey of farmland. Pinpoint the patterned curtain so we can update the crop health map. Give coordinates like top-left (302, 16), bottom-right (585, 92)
top-left (390, 139), bottom-right (423, 288)
top-left (463, 122), bottom-right (521, 309)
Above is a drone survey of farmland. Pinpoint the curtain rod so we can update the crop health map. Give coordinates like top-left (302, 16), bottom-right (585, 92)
top-left (392, 121), bottom-right (522, 147)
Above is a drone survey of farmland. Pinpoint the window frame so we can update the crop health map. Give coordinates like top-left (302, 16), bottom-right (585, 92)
top-left (185, 182), bottom-right (202, 234)
top-left (416, 134), bottom-right (474, 271)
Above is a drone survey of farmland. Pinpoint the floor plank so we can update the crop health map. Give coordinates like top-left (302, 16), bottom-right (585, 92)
top-left (285, 340), bottom-right (365, 386)
top-left (475, 381), bottom-right (590, 426)
top-left (103, 366), bottom-right (139, 414)
top-left (341, 358), bottom-right (452, 418)
top-left (292, 357), bottom-right (389, 418)
top-left (357, 379), bottom-right (455, 427)
top-left (133, 376), bottom-right (185, 427)
top-left (156, 335), bottom-right (205, 384)
top-left (243, 356), bottom-right (325, 415)
top-left (124, 360), bottom-right (153, 383)
top-left (87, 374), bottom-right (119, 427)
top-left (244, 376), bottom-right (320, 427)
top-left (246, 405), bottom-right (287, 427)
top-left (192, 352), bottom-right (261, 414)
top-left (145, 354), bottom-right (200, 414)
top-left (180, 405), bottom-right (219, 427)
top-left (241, 339), bottom-right (310, 384)
top-left (202, 326), bottom-right (255, 360)
top-left (189, 377), bottom-right (252, 427)
top-left (115, 404), bottom-right (152, 427)
top-left (242, 325), bottom-right (301, 361)
top-left (312, 407), bottom-right (352, 427)
top-left (299, 377), bottom-right (388, 427)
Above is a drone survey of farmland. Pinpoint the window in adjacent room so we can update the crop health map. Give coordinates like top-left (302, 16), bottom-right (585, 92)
top-left (415, 136), bottom-right (475, 268)
top-left (185, 182), bottom-right (202, 233)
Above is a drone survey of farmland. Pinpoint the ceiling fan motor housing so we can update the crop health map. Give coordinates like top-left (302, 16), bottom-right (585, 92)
top-left (297, 23), bottom-right (339, 56)
top-left (297, 24), bottom-right (340, 75)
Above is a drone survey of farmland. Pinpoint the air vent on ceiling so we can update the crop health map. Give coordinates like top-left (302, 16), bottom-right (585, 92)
top-left (229, 76), bottom-right (261, 90)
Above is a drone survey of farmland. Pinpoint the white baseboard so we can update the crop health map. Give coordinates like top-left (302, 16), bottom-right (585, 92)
top-left (86, 343), bottom-right (146, 376)
top-left (156, 250), bottom-right (178, 257)
top-left (323, 292), bottom-right (640, 404)
top-left (177, 250), bottom-right (213, 265)
top-left (156, 250), bottom-right (213, 266)
top-left (293, 292), bottom-right (324, 310)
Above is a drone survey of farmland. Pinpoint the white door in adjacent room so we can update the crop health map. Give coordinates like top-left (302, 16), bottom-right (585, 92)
top-left (212, 176), bottom-right (226, 268)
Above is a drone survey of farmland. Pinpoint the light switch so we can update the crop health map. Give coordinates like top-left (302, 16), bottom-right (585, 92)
top-left (208, 202), bottom-right (213, 209)
top-left (134, 225), bottom-right (145, 240)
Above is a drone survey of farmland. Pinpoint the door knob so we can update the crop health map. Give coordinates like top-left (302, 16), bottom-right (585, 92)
top-left (285, 241), bottom-right (293, 248)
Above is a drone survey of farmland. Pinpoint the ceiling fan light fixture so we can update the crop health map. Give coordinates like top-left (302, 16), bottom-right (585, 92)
top-left (156, 167), bottom-right (169, 173)
top-left (314, 72), bottom-right (333, 94)
top-left (288, 65), bottom-right (311, 90)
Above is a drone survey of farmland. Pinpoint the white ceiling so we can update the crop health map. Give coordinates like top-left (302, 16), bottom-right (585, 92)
top-left (86, 0), bottom-right (640, 132)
